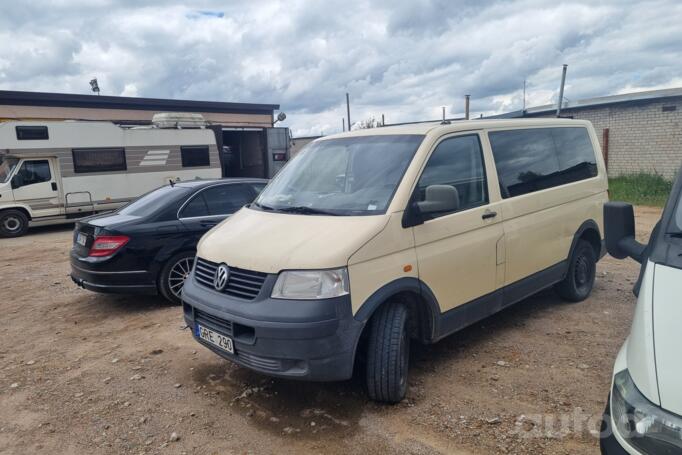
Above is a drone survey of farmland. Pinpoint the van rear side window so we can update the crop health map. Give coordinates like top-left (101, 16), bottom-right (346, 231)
top-left (489, 127), bottom-right (597, 198)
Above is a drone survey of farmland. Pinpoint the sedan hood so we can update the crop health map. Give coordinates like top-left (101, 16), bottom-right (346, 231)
top-left (197, 207), bottom-right (389, 273)
top-left (652, 263), bottom-right (682, 415)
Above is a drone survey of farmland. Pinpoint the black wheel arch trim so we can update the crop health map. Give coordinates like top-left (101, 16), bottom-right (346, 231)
top-left (568, 219), bottom-right (603, 262)
top-left (353, 277), bottom-right (440, 342)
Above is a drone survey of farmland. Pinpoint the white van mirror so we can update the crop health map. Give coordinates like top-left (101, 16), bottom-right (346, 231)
top-left (604, 202), bottom-right (646, 263)
top-left (417, 185), bottom-right (460, 214)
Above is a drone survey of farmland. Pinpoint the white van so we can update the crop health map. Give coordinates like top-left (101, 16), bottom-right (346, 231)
top-left (599, 174), bottom-right (682, 454)
top-left (182, 118), bottom-right (608, 402)
top-left (0, 118), bottom-right (221, 237)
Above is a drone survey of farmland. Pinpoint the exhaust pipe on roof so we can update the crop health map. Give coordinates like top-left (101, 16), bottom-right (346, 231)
top-left (556, 64), bottom-right (567, 117)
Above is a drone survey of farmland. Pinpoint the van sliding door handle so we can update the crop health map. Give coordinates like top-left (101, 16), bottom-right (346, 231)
top-left (482, 210), bottom-right (497, 220)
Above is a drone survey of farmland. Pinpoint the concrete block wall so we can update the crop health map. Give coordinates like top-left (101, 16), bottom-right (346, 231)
top-left (535, 99), bottom-right (682, 180)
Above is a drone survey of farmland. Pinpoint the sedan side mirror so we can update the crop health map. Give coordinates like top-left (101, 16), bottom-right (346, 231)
top-left (604, 202), bottom-right (646, 263)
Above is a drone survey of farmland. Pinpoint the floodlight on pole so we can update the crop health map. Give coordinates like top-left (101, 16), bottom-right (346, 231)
top-left (89, 78), bottom-right (100, 95)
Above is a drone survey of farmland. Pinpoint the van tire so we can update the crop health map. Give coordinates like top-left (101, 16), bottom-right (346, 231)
top-left (159, 251), bottom-right (195, 305)
top-left (0, 209), bottom-right (29, 238)
top-left (555, 240), bottom-right (596, 302)
top-left (366, 301), bottom-right (410, 403)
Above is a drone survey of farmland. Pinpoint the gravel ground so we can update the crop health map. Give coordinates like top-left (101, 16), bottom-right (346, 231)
top-left (0, 206), bottom-right (661, 455)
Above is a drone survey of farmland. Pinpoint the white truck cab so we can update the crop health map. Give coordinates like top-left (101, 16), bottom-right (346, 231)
top-left (600, 171), bottom-right (682, 454)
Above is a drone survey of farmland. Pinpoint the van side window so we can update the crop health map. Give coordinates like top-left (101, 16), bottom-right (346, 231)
top-left (489, 127), bottom-right (597, 198)
top-left (416, 135), bottom-right (488, 219)
top-left (181, 146), bottom-right (210, 167)
top-left (13, 160), bottom-right (51, 187)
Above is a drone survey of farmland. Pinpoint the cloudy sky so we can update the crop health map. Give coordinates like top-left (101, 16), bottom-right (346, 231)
top-left (1, 0), bottom-right (681, 136)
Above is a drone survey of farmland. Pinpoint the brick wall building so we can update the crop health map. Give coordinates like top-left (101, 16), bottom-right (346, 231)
top-left (497, 88), bottom-right (682, 179)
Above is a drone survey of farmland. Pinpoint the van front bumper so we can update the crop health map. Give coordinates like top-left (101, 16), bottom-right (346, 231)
top-left (181, 275), bottom-right (364, 381)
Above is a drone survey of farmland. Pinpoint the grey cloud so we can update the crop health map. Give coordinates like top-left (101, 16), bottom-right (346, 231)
top-left (0, 0), bottom-right (681, 136)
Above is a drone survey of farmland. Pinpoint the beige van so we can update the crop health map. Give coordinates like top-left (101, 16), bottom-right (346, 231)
top-left (182, 118), bottom-right (608, 403)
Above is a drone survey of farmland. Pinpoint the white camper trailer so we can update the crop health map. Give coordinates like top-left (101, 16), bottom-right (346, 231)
top-left (0, 116), bottom-right (223, 237)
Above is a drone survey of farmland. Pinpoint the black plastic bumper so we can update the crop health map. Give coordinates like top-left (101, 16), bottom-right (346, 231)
top-left (70, 254), bottom-right (157, 295)
top-left (600, 395), bottom-right (631, 455)
top-left (181, 275), bottom-right (364, 381)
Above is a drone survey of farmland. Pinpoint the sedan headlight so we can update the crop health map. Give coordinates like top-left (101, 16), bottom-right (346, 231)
top-left (271, 268), bottom-right (349, 300)
top-left (611, 369), bottom-right (682, 453)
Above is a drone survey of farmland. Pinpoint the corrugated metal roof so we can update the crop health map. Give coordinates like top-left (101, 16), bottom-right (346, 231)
top-left (488, 87), bottom-right (682, 119)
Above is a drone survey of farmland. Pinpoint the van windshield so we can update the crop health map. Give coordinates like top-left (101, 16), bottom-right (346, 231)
top-left (0, 158), bottom-right (18, 183)
top-left (254, 134), bottom-right (423, 216)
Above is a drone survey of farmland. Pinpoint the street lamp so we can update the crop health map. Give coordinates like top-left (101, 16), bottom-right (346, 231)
top-left (89, 78), bottom-right (100, 95)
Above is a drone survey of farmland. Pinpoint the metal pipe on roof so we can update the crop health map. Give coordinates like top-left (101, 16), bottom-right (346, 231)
top-left (465, 95), bottom-right (470, 120)
top-left (556, 64), bottom-right (568, 117)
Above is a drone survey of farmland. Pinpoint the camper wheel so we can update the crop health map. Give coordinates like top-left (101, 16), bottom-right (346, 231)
top-left (0, 209), bottom-right (29, 238)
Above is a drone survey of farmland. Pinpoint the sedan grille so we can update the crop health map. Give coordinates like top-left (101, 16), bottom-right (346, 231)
top-left (194, 257), bottom-right (267, 300)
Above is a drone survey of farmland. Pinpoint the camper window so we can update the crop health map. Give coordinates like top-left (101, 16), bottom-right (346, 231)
top-left (181, 146), bottom-right (210, 167)
top-left (72, 148), bottom-right (127, 173)
top-left (16, 126), bottom-right (49, 140)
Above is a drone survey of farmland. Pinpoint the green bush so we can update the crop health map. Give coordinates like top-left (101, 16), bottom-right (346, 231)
top-left (609, 173), bottom-right (673, 207)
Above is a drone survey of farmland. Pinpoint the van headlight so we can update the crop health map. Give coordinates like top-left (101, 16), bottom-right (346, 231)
top-left (271, 268), bottom-right (349, 300)
top-left (611, 369), bottom-right (682, 452)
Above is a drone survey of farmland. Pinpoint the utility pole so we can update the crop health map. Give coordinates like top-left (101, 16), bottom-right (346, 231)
top-left (345, 93), bottom-right (351, 131)
top-left (442, 106), bottom-right (446, 122)
top-left (381, 113), bottom-right (385, 127)
top-left (556, 64), bottom-right (568, 117)
top-left (342, 118), bottom-right (345, 132)
top-left (464, 95), bottom-right (470, 120)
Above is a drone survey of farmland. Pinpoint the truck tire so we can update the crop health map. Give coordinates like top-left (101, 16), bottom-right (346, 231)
top-left (555, 240), bottom-right (596, 302)
top-left (0, 209), bottom-right (29, 238)
top-left (159, 251), bottom-right (195, 305)
top-left (366, 301), bottom-right (410, 403)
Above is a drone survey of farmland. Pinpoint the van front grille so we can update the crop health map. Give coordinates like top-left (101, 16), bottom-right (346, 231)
top-left (193, 257), bottom-right (267, 300)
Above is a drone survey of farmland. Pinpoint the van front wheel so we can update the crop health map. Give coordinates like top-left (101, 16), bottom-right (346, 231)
top-left (555, 240), bottom-right (596, 302)
top-left (0, 209), bottom-right (29, 238)
top-left (366, 301), bottom-right (410, 403)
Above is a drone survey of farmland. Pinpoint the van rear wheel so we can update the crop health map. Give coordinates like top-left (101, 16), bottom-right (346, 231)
top-left (555, 240), bottom-right (596, 302)
top-left (366, 301), bottom-right (410, 403)
top-left (0, 209), bottom-right (29, 238)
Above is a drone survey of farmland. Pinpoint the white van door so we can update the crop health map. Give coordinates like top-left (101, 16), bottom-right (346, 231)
top-left (11, 158), bottom-right (61, 218)
top-left (412, 133), bottom-right (504, 314)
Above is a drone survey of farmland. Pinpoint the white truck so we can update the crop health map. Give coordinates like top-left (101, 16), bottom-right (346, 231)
top-left (0, 115), bottom-right (226, 237)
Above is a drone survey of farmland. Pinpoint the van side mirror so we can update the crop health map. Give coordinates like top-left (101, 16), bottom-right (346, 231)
top-left (417, 185), bottom-right (460, 214)
top-left (10, 175), bottom-right (21, 189)
top-left (604, 202), bottom-right (646, 263)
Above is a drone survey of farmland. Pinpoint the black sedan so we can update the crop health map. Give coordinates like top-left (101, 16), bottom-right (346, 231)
top-left (70, 178), bottom-right (267, 304)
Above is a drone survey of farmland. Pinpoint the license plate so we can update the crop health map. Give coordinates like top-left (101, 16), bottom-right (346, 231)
top-left (196, 324), bottom-right (234, 354)
top-left (76, 233), bottom-right (87, 246)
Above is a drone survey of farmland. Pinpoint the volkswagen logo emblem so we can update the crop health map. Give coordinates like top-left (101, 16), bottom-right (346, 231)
top-left (213, 264), bottom-right (230, 291)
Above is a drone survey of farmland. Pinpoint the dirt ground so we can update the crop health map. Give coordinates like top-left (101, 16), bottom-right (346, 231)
top-left (0, 207), bottom-right (662, 455)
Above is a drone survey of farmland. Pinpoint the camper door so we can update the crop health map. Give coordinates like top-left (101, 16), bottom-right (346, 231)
top-left (265, 127), bottom-right (290, 178)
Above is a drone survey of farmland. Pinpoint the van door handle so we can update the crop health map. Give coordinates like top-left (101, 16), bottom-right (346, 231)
top-left (482, 210), bottom-right (497, 220)
top-left (51, 182), bottom-right (58, 191)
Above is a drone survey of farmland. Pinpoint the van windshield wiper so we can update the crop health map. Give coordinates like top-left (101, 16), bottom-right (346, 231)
top-left (277, 206), bottom-right (339, 216)
top-left (252, 201), bottom-right (276, 211)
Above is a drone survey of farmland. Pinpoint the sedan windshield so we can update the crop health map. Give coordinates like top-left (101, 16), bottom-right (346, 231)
top-left (255, 134), bottom-right (423, 216)
top-left (0, 158), bottom-right (18, 183)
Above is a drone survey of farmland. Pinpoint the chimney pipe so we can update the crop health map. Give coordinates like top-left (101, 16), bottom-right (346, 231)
top-left (464, 95), bottom-right (470, 120)
top-left (556, 64), bottom-right (567, 117)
